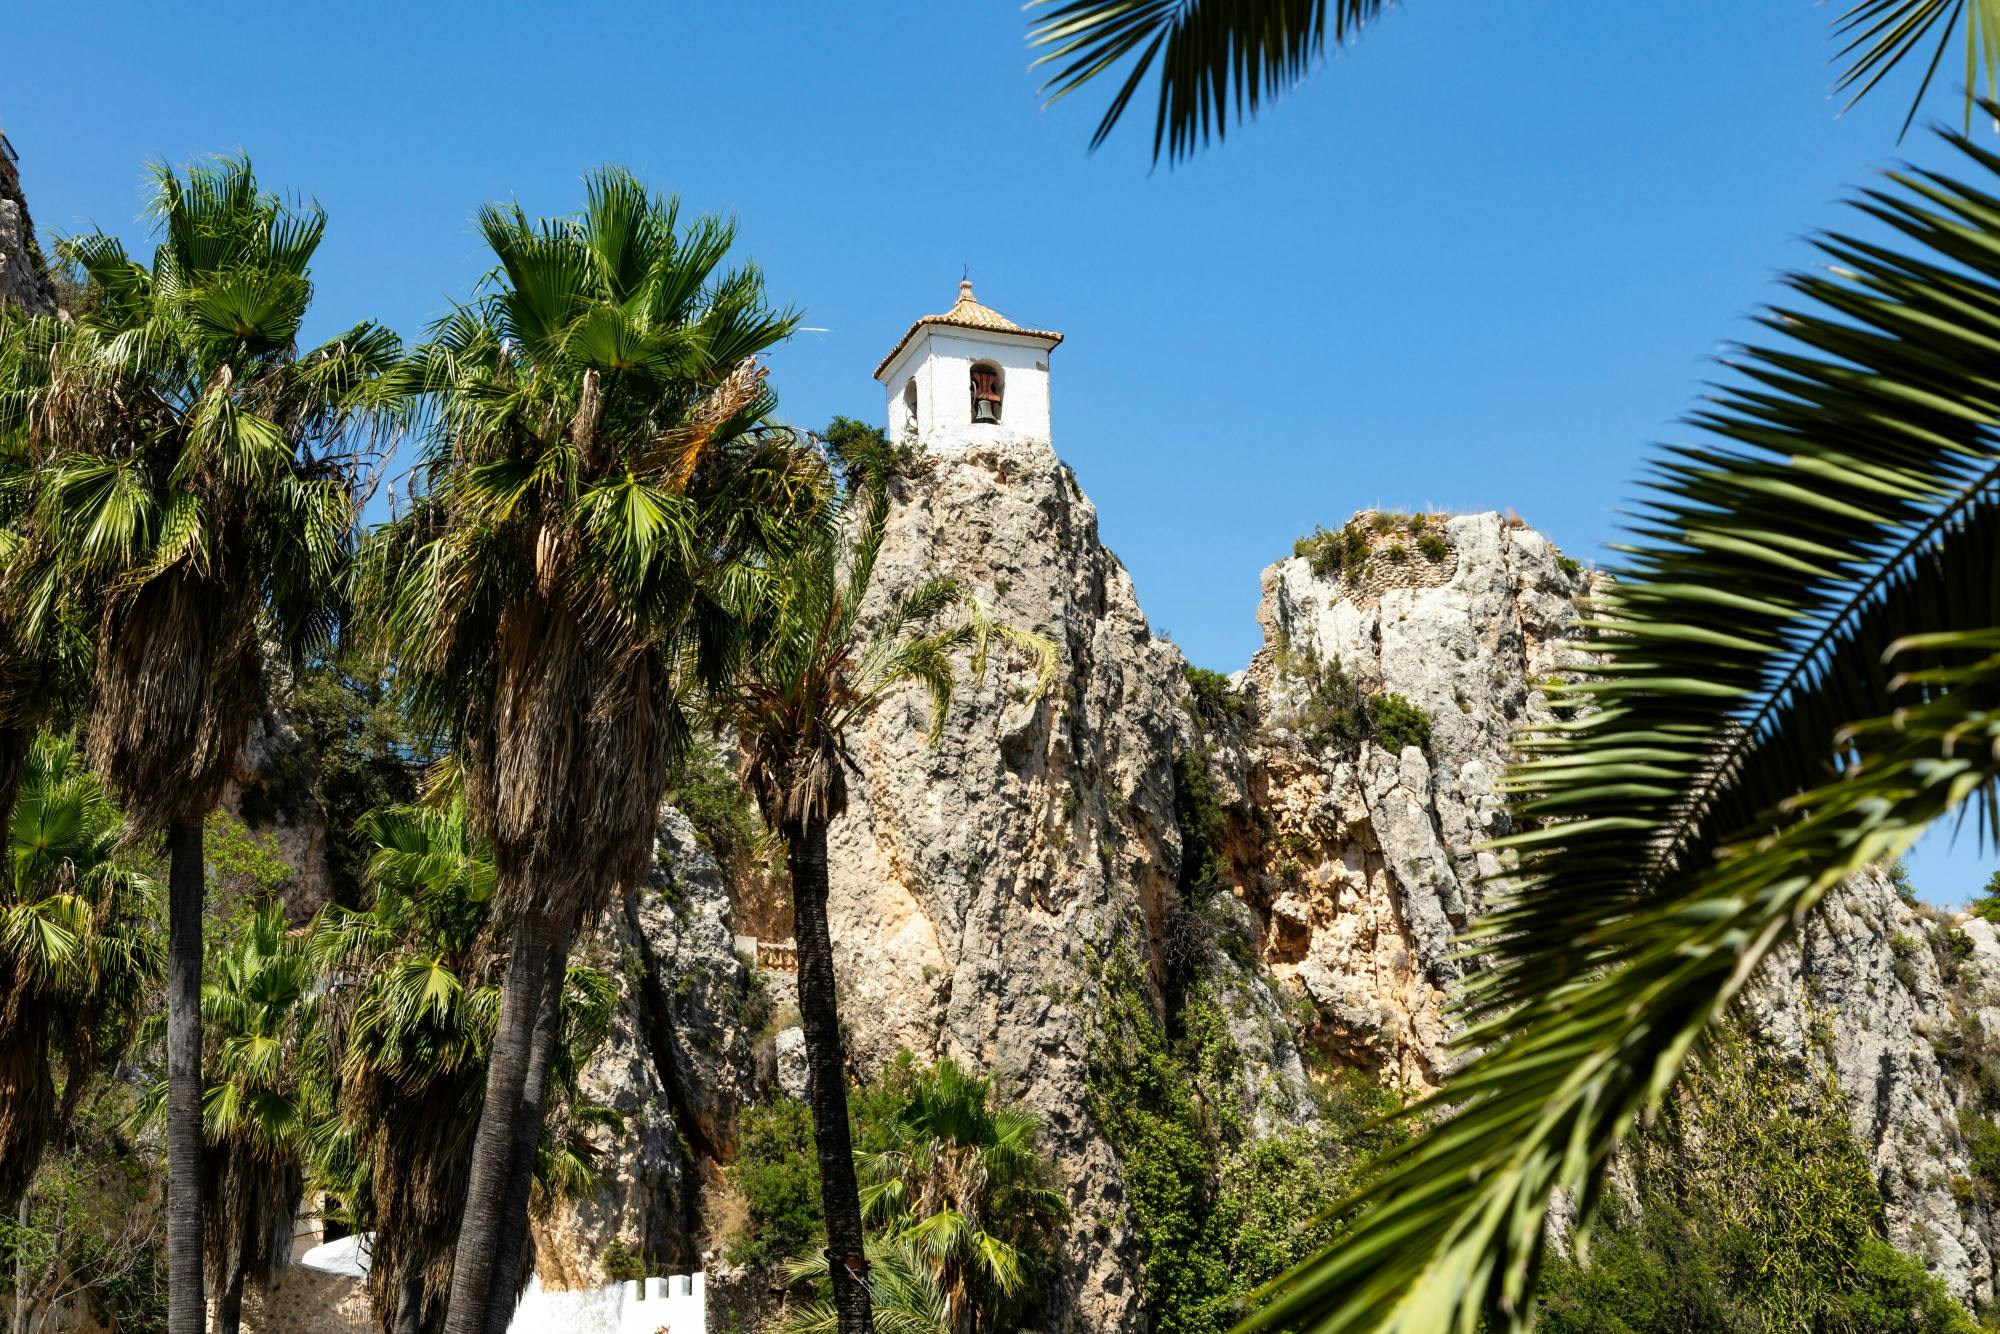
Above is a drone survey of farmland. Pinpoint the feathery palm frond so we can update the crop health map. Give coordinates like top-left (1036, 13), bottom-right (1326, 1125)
top-left (1834, 0), bottom-right (2000, 135)
top-left (1030, 0), bottom-right (1390, 163)
top-left (1028, 0), bottom-right (2000, 162)
top-left (1240, 114), bottom-right (2000, 1334)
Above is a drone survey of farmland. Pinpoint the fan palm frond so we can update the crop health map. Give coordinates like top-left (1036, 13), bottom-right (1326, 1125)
top-left (777, 1238), bottom-right (956, 1334)
top-left (0, 732), bottom-right (158, 1214)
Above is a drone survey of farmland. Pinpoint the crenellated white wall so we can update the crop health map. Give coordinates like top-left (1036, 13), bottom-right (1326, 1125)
top-left (292, 1235), bottom-right (705, 1334)
top-left (877, 328), bottom-right (1056, 452)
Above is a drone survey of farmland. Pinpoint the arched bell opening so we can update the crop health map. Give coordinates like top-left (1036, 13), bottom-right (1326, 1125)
top-left (970, 361), bottom-right (1004, 425)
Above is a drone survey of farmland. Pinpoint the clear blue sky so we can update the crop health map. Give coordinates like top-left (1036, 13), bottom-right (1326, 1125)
top-left (6, 2), bottom-right (1994, 904)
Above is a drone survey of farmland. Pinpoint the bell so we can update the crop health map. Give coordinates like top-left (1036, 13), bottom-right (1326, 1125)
top-left (972, 398), bottom-right (1001, 425)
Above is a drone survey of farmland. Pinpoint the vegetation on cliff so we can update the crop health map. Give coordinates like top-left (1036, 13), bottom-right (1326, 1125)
top-left (725, 1055), bottom-right (1067, 1334)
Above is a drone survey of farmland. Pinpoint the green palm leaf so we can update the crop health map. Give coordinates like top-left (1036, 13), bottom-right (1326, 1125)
top-left (1835, 0), bottom-right (2000, 133)
top-left (1238, 116), bottom-right (2000, 1333)
top-left (1031, 0), bottom-right (1383, 162)
top-left (1030, 1), bottom-right (2000, 162)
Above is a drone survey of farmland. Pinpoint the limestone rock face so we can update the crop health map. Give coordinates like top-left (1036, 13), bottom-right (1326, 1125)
top-left (818, 437), bottom-right (1224, 1329)
top-left (1751, 872), bottom-right (2000, 1303)
top-left (534, 808), bottom-right (762, 1286)
top-left (0, 140), bottom-right (54, 317)
top-left (1223, 514), bottom-right (1590, 1089)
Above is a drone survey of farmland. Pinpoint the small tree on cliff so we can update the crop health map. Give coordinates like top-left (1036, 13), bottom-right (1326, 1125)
top-left (357, 168), bottom-right (817, 1334)
top-left (719, 445), bottom-right (1051, 1334)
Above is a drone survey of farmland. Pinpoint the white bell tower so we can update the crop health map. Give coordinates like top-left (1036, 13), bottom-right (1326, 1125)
top-left (873, 280), bottom-right (1063, 452)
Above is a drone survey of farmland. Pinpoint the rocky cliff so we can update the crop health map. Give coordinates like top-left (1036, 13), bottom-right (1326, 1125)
top-left (5, 155), bottom-right (1994, 1328)
top-left (0, 134), bottom-right (55, 317)
top-left (537, 440), bottom-right (2000, 1324)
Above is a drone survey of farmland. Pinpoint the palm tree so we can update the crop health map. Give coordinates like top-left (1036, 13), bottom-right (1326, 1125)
top-left (3, 155), bottom-right (399, 1334)
top-left (1235, 115), bottom-right (2000, 1333)
top-left (195, 905), bottom-right (316, 1334)
top-left (719, 453), bottom-right (1053, 1334)
top-left (309, 792), bottom-right (618, 1334)
top-left (777, 1238), bottom-right (956, 1334)
top-left (0, 733), bottom-right (160, 1216)
top-left (1026, 0), bottom-right (2000, 162)
top-left (856, 1058), bottom-right (1066, 1334)
top-left (357, 167), bottom-right (817, 1334)
top-left (310, 794), bottom-right (496, 1334)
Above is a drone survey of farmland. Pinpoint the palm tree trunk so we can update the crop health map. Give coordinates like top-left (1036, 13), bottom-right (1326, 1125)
top-left (11, 1195), bottom-right (27, 1334)
top-left (785, 816), bottom-right (873, 1334)
top-left (394, 1268), bottom-right (424, 1334)
top-left (440, 909), bottom-right (558, 1334)
top-left (479, 923), bottom-right (572, 1334)
top-left (0, 726), bottom-right (31, 837)
top-left (165, 816), bottom-right (205, 1334)
top-left (214, 1262), bottom-right (245, 1334)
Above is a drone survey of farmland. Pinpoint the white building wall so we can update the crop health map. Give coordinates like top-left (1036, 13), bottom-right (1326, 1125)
top-left (290, 1238), bottom-right (706, 1334)
top-left (878, 328), bottom-right (1055, 452)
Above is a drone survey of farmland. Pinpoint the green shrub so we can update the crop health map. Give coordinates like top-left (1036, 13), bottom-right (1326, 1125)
top-left (1537, 1024), bottom-right (1972, 1332)
top-left (1961, 1112), bottom-right (2000, 1198)
top-left (726, 1097), bottom-right (824, 1270)
top-left (1840, 1238), bottom-right (1979, 1333)
top-left (1272, 646), bottom-right (1433, 757)
top-left (665, 737), bottom-right (770, 875)
top-left (1972, 870), bottom-right (2000, 923)
top-left (1891, 931), bottom-right (1923, 990)
top-left (600, 1239), bottom-right (647, 1283)
top-left (1271, 645), bottom-right (1361, 751)
top-left (1417, 532), bottom-right (1451, 563)
top-left (1292, 521), bottom-right (1380, 582)
top-left (1171, 752), bottom-right (1230, 905)
top-left (1365, 692), bottom-right (1432, 754)
top-left (1886, 857), bottom-right (1921, 904)
top-left (1555, 553), bottom-right (1583, 579)
top-left (1385, 542), bottom-right (1409, 563)
top-left (235, 652), bottom-right (437, 903)
top-left (1342, 524), bottom-right (1369, 571)
top-left (821, 413), bottom-right (918, 477)
top-left (1182, 665), bottom-right (1254, 728)
top-left (1292, 525), bottom-right (1344, 579)
top-left (1085, 951), bottom-right (1404, 1334)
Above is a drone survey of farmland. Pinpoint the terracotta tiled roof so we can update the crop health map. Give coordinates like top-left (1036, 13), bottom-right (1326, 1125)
top-left (873, 280), bottom-right (1063, 380)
